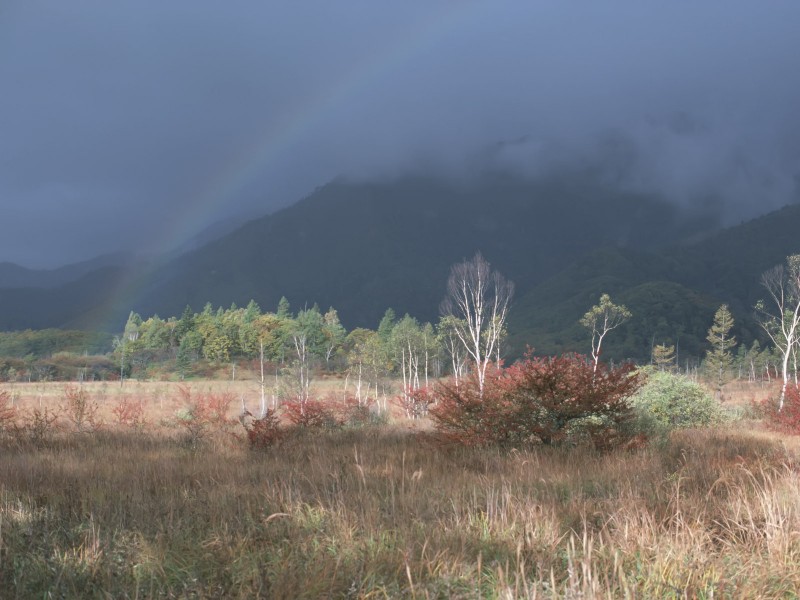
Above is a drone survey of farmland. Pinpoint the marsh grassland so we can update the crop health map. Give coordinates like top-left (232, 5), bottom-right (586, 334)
top-left (0, 381), bottom-right (799, 598)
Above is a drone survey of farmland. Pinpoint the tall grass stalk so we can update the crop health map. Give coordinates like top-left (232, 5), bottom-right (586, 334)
top-left (0, 427), bottom-right (797, 597)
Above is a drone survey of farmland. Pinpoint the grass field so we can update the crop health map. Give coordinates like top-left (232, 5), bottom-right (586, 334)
top-left (0, 379), bottom-right (799, 598)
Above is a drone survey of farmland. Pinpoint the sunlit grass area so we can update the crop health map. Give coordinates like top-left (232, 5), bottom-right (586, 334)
top-left (0, 379), bottom-right (799, 598)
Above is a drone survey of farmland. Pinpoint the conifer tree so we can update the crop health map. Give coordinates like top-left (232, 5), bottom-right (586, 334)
top-left (652, 343), bottom-right (676, 371)
top-left (705, 304), bottom-right (737, 394)
top-left (276, 296), bottom-right (291, 319)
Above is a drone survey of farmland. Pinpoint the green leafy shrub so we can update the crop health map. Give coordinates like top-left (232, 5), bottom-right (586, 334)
top-left (630, 368), bottom-right (724, 433)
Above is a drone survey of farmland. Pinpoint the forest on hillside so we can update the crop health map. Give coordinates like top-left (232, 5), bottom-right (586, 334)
top-left (2, 250), bottom-right (797, 406)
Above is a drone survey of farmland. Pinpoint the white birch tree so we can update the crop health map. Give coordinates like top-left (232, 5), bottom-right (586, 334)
top-left (580, 294), bottom-right (631, 373)
top-left (287, 307), bottom-right (325, 413)
top-left (345, 328), bottom-right (374, 406)
top-left (440, 252), bottom-right (514, 395)
top-left (390, 315), bottom-right (426, 418)
top-left (322, 308), bottom-right (346, 369)
top-left (437, 315), bottom-right (468, 385)
top-left (755, 254), bottom-right (800, 409)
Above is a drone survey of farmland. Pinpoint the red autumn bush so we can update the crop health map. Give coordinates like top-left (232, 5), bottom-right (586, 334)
top-left (428, 366), bottom-right (508, 447)
top-left (0, 390), bottom-right (17, 433)
top-left (282, 393), bottom-right (379, 430)
top-left (755, 385), bottom-right (800, 435)
top-left (175, 386), bottom-right (237, 447)
top-left (201, 392), bottom-right (236, 427)
top-left (241, 409), bottom-right (283, 449)
top-left (430, 354), bottom-right (641, 449)
top-left (392, 387), bottom-right (433, 419)
top-left (338, 395), bottom-right (375, 427)
top-left (175, 385), bottom-right (235, 427)
top-left (111, 396), bottom-right (148, 430)
top-left (61, 385), bottom-right (102, 432)
top-left (283, 396), bottom-right (343, 429)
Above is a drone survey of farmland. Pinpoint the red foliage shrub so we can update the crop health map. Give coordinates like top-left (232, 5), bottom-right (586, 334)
top-left (756, 385), bottom-right (800, 435)
top-left (203, 392), bottom-right (236, 427)
top-left (0, 390), bottom-right (17, 432)
top-left (111, 396), bottom-right (147, 430)
top-left (23, 407), bottom-right (60, 447)
top-left (175, 387), bottom-right (237, 447)
top-left (428, 367), bottom-right (508, 447)
top-left (176, 386), bottom-right (235, 427)
top-left (281, 393), bottom-right (375, 429)
top-left (61, 385), bottom-right (102, 432)
top-left (283, 397), bottom-right (342, 429)
top-left (430, 354), bottom-right (641, 449)
top-left (392, 387), bottom-right (433, 420)
top-left (339, 395), bottom-right (373, 426)
top-left (242, 410), bottom-right (283, 450)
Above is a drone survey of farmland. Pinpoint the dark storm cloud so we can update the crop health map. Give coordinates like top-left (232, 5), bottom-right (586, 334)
top-left (1, 1), bottom-right (799, 266)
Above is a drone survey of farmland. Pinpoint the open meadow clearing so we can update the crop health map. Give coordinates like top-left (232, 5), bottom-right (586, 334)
top-left (0, 379), bottom-right (799, 598)
top-left (7, 3), bottom-right (800, 597)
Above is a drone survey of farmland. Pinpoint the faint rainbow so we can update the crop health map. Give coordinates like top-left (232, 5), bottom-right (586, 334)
top-left (98, 3), bottom-right (485, 331)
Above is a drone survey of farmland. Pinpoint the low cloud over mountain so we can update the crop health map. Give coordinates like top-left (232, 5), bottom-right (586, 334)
top-left (2, 2), bottom-right (799, 267)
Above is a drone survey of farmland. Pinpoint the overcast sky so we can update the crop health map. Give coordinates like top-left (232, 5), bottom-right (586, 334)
top-left (2, 2), bottom-right (800, 267)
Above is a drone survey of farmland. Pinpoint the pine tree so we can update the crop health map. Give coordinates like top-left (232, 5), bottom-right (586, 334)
top-left (377, 308), bottom-right (396, 343)
top-left (174, 305), bottom-right (196, 341)
top-left (652, 344), bottom-right (676, 371)
top-left (276, 297), bottom-right (291, 319)
top-left (243, 299), bottom-right (261, 323)
top-left (705, 304), bottom-right (737, 394)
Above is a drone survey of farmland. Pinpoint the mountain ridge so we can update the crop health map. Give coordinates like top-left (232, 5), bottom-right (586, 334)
top-left (0, 173), bottom-right (796, 362)
top-left (129, 173), bottom-right (718, 329)
top-left (0, 252), bottom-right (132, 290)
top-left (508, 203), bottom-right (800, 361)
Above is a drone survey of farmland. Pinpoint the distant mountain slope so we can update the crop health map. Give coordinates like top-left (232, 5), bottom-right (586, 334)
top-left (0, 267), bottom-right (128, 331)
top-left (160, 213), bottom-right (261, 261)
top-left (3, 173), bottom-right (796, 364)
top-left (131, 173), bottom-right (714, 329)
top-left (508, 203), bottom-right (800, 362)
top-left (0, 252), bottom-right (131, 289)
top-left (667, 204), bottom-right (800, 314)
top-left (0, 213), bottom-right (255, 292)
top-left (507, 247), bottom-right (721, 361)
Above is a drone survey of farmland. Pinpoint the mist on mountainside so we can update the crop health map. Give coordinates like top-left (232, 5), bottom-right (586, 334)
top-left (1, 172), bottom-right (800, 363)
top-left (2, 3), bottom-right (799, 267)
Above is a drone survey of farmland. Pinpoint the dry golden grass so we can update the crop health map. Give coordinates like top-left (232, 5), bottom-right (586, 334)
top-left (2, 379), bottom-right (259, 423)
top-left (0, 376), bottom-right (402, 426)
top-left (720, 378), bottom-right (776, 407)
top-left (0, 381), bottom-right (799, 597)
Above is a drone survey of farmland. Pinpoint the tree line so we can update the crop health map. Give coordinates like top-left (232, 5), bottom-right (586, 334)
top-left (3, 252), bottom-right (800, 406)
top-left (112, 298), bottom-right (479, 410)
